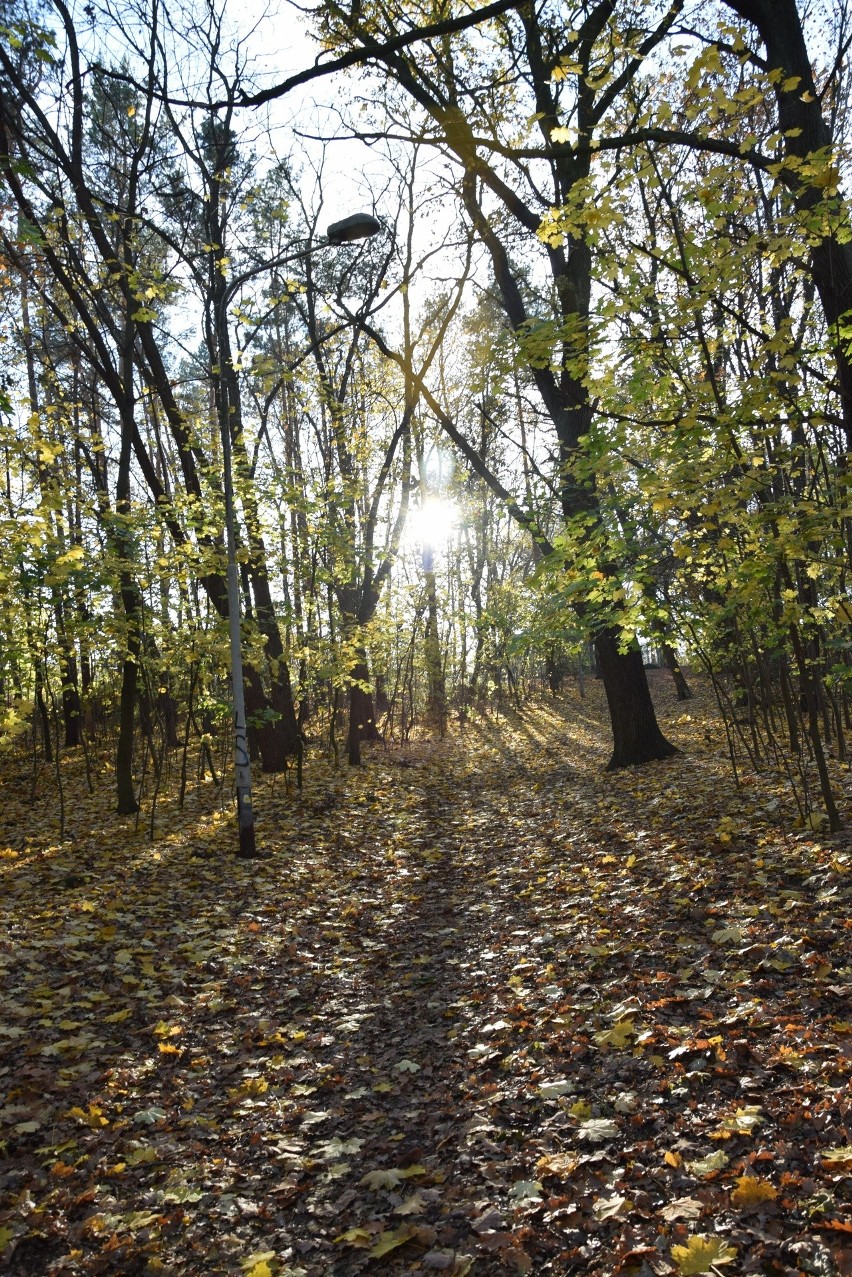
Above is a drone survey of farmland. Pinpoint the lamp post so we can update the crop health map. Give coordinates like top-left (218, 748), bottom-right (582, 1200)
top-left (225, 212), bottom-right (381, 857)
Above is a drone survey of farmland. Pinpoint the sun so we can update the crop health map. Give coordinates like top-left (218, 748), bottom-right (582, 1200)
top-left (403, 497), bottom-right (460, 550)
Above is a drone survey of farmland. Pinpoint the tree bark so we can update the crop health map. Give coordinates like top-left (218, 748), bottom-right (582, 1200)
top-left (347, 655), bottom-right (382, 766)
top-left (661, 642), bottom-right (693, 701)
top-left (595, 630), bottom-right (679, 770)
top-left (725, 0), bottom-right (852, 448)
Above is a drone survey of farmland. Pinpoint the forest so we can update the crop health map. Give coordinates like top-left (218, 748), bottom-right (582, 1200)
top-left (0, 0), bottom-right (851, 1273)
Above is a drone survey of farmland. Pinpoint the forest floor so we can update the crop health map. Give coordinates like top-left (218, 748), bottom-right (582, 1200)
top-left (0, 673), bottom-right (850, 1277)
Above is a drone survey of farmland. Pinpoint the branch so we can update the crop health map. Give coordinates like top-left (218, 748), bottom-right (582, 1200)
top-left (358, 321), bottom-right (554, 556)
top-left (93, 0), bottom-right (527, 110)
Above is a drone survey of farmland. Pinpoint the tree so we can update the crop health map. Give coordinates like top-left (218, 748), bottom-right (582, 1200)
top-left (312, 0), bottom-right (681, 768)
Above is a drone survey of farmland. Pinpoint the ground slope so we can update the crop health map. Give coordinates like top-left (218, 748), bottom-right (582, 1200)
top-left (0, 678), bottom-right (850, 1275)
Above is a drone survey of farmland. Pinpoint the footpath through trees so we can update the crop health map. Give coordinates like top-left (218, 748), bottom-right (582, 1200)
top-left (0, 679), bottom-right (850, 1275)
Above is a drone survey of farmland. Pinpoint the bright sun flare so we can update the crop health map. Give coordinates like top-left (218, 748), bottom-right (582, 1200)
top-left (403, 497), bottom-right (460, 550)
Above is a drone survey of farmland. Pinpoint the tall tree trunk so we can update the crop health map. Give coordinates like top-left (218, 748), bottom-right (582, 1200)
top-left (595, 630), bottom-right (679, 770)
top-left (726, 0), bottom-right (852, 448)
top-left (422, 541), bottom-right (446, 733)
top-left (347, 653), bottom-right (382, 766)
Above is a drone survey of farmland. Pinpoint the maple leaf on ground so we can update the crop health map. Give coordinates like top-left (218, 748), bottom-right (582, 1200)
top-left (509, 1179), bottom-right (543, 1201)
top-left (687, 1150), bottom-right (729, 1177)
top-left (712, 1105), bottom-right (763, 1138)
top-left (395, 1192), bottom-right (427, 1216)
top-left (659, 1196), bottom-right (703, 1222)
top-left (731, 1175), bottom-right (778, 1207)
top-left (536, 1152), bottom-right (578, 1178)
top-left (360, 1168), bottom-right (402, 1189)
top-left (671, 1234), bottom-right (738, 1274)
top-left (334, 1228), bottom-right (373, 1248)
top-left (538, 1078), bottom-right (573, 1098)
top-left (578, 1117), bottom-right (619, 1142)
top-left (66, 1104), bottom-right (108, 1128)
top-left (242, 1253), bottom-right (278, 1277)
top-left (369, 1226), bottom-right (415, 1257)
top-left (593, 1018), bottom-right (635, 1048)
top-left (822, 1145), bottom-right (852, 1166)
top-left (593, 1193), bottom-right (632, 1219)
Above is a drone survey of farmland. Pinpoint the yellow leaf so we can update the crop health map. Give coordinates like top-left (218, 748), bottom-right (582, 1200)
top-left (104, 1008), bottom-right (132, 1024)
top-left (822, 1144), bottom-right (852, 1166)
top-left (731, 1176), bottom-right (778, 1207)
top-left (369, 1226), bottom-right (414, 1258)
top-left (334, 1228), bottom-right (373, 1247)
top-left (536, 1151), bottom-right (578, 1178)
top-left (665, 1150), bottom-right (683, 1168)
top-left (687, 1150), bottom-right (729, 1177)
top-left (66, 1104), bottom-right (108, 1129)
top-left (158, 1042), bottom-right (181, 1055)
top-left (0, 1225), bottom-right (15, 1251)
top-left (125, 1146), bottom-right (158, 1166)
top-left (671, 1234), bottom-right (738, 1274)
top-left (594, 1018), bottom-right (635, 1049)
top-left (230, 1076), bottom-right (268, 1098)
top-left (569, 1099), bottom-right (592, 1120)
top-left (152, 1021), bottom-right (181, 1039)
top-left (242, 1254), bottom-right (276, 1277)
top-left (713, 1105), bottom-right (763, 1138)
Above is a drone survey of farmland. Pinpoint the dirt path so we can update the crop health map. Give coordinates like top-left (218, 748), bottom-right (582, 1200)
top-left (1, 686), bottom-right (850, 1275)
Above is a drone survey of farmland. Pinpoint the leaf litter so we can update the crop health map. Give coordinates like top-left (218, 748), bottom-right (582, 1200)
top-left (0, 676), bottom-right (850, 1274)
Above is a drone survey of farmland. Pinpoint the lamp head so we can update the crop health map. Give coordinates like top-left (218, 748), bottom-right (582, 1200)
top-left (326, 213), bottom-right (381, 245)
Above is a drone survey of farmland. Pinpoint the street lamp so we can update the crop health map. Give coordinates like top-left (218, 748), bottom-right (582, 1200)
top-left (326, 213), bottom-right (382, 244)
top-left (225, 211), bottom-right (381, 857)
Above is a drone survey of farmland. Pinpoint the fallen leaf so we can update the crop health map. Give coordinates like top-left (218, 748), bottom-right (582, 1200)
top-left (360, 1168), bottom-right (403, 1190)
top-left (578, 1117), bottom-right (618, 1142)
top-left (508, 1179), bottom-right (543, 1201)
top-left (687, 1151), bottom-right (730, 1177)
top-left (822, 1144), bottom-right (852, 1166)
top-left (659, 1196), bottom-right (703, 1222)
top-left (536, 1152), bottom-right (578, 1178)
top-left (593, 1193), bottom-right (632, 1219)
top-left (538, 1078), bottom-right (573, 1098)
top-left (369, 1226), bottom-right (415, 1258)
top-left (671, 1234), bottom-right (738, 1274)
top-left (731, 1175), bottom-right (778, 1207)
top-left (242, 1253), bottom-right (277, 1277)
top-left (594, 1018), bottom-right (635, 1048)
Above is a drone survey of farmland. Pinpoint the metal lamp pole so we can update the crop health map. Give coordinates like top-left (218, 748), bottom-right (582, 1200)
top-left (226, 212), bottom-right (381, 857)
